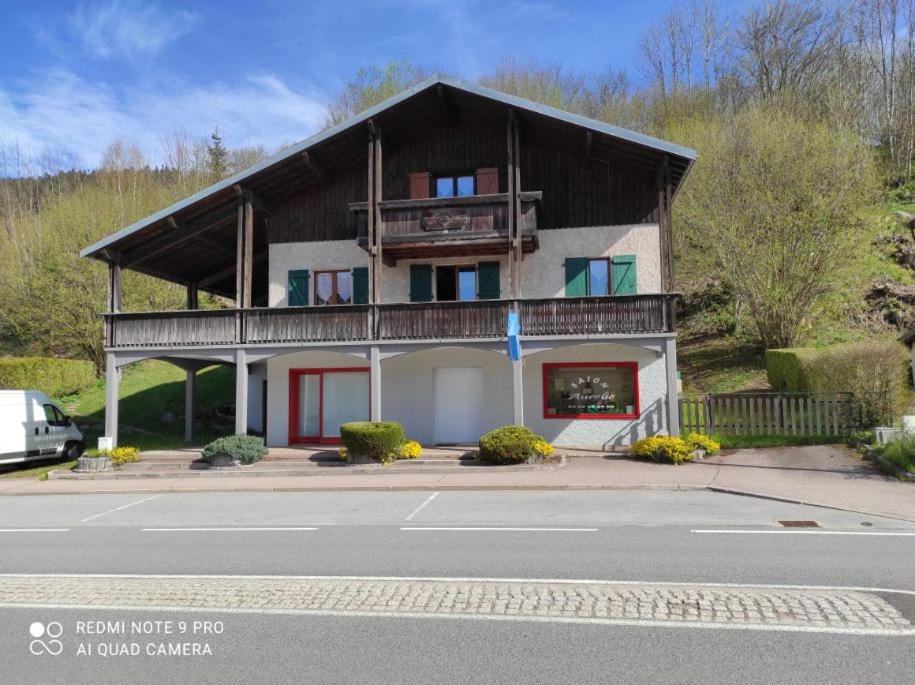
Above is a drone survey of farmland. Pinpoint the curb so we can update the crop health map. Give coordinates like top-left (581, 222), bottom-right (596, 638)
top-left (706, 486), bottom-right (915, 523)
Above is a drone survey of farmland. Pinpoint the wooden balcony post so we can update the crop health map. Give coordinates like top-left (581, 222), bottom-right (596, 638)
top-left (243, 195), bottom-right (254, 309)
top-left (235, 202), bottom-right (244, 306)
top-left (186, 281), bottom-right (198, 310)
top-left (373, 129), bottom-right (383, 304)
top-left (107, 261), bottom-right (122, 313)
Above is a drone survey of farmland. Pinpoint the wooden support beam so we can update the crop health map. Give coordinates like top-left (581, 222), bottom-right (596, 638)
top-left (186, 281), bottom-right (198, 310)
top-left (121, 206), bottom-right (238, 267)
top-left (300, 151), bottom-right (325, 181)
top-left (242, 197), bottom-right (254, 308)
top-left (235, 202), bottom-right (244, 306)
top-left (585, 131), bottom-right (593, 159)
top-left (108, 261), bottom-right (122, 314)
top-left (232, 184), bottom-right (272, 215)
top-left (373, 130), bottom-right (383, 304)
top-left (506, 108), bottom-right (520, 300)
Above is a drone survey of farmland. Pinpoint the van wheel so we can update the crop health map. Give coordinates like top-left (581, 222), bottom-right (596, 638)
top-left (64, 441), bottom-right (84, 460)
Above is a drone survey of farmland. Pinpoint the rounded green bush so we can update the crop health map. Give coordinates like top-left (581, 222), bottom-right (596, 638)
top-left (478, 425), bottom-right (542, 464)
top-left (201, 434), bottom-right (268, 465)
top-left (340, 421), bottom-right (406, 462)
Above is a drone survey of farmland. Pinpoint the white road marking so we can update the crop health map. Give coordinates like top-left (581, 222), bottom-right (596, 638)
top-left (404, 492), bottom-right (439, 521)
top-left (692, 529), bottom-right (915, 537)
top-left (0, 529), bottom-right (69, 533)
top-left (142, 527), bottom-right (318, 532)
top-left (80, 494), bottom-right (161, 523)
top-left (401, 527), bottom-right (598, 532)
top-left (0, 573), bottom-right (912, 597)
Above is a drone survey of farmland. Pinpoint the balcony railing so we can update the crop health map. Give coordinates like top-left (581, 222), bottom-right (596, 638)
top-left (104, 295), bottom-right (677, 349)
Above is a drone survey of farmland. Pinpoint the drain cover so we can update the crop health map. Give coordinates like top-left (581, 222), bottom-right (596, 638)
top-left (778, 520), bottom-right (820, 528)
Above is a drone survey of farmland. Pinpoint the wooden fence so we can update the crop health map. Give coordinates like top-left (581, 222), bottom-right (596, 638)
top-left (678, 393), bottom-right (860, 437)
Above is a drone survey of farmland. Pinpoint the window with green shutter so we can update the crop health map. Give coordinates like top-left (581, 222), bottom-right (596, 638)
top-left (564, 257), bottom-right (588, 297)
top-left (288, 270), bottom-right (309, 306)
top-left (352, 267), bottom-right (369, 304)
top-left (477, 261), bottom-right (500, 300)
top-left (611, 255), bottom-right (637, 295)
top-left (410, 264), bottom-right (433, 302)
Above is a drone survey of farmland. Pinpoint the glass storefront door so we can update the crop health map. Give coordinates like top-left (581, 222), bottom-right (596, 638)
top-left (290, 368), bottom-right (370, 444)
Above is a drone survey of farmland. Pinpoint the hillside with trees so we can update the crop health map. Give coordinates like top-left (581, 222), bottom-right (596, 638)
top-left (1, 0), bottom-right (913, 395)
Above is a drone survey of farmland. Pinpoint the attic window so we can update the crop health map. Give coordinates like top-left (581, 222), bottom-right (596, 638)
top-left (435, 175), bottom-right (474, 198)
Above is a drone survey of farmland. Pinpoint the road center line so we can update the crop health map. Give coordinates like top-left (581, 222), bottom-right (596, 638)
top-left (691, 529), bottom-right (915, 536)
top-left (0, 528), bottom-right (69, 533)
top-left (401, 527), bottom-right (598, 532)
top-left (142, 527), bottom-right (318, 532)
top-left (80, 494), bottom-right (161, 523)
top-left (405, 491), bottom-right (439, 521)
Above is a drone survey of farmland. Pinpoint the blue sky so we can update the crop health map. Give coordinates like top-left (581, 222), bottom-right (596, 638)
top-left (0, 0), bottom-right (750, 169)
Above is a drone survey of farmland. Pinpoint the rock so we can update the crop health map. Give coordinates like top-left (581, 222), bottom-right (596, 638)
top-left (865, 279), bottom-right (915, 330)
top-left (209, 455), bottom-right (240, 469)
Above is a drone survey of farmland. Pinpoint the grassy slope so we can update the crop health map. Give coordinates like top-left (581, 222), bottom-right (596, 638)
top-left (58, 360), bottom-right (236, 451)
top-left (677, 198), bottom-right (915, 396)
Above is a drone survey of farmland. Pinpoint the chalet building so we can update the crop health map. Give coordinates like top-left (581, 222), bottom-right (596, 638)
top-left (81, 77), bottom-right (695, 448)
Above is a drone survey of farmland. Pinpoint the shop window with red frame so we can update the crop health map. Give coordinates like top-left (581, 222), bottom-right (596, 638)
top-left (542, 362), bottom-right (639, 419)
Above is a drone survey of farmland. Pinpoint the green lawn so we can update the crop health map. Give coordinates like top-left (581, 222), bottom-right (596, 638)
top-left (677, 337), bottom-right (769, 396)
top-left (57, 359), bottom-right (236, 452)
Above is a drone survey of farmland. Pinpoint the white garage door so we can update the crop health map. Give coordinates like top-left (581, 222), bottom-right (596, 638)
top-left (434, 368), bottom-right (483, 444)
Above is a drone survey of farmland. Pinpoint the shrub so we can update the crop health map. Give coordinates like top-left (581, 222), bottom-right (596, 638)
top-left (340, 421), bottom-right (406, 463)
top-left (478, 425), bottom-right (548, 464)
top-left (685, 433), bottom-right (720, 455)
top-left (846, 430), bottom-right (874, 448)
top-left (765, 340), bottom-right (909, 426)
top-left (201, 435), bottom-right (267, 465)
top-left (398, 440), bottom-right (422, 459)
top-left (108, 446), bottom-right (140, 465)
top-left (533, 438), bottom-right (555, 457)
top-left (875, 435), bottom-right (915, 476)
top-left (631, 436), bottom-right (694, 464)
top-left (0, 356), bottom-right (95, 397)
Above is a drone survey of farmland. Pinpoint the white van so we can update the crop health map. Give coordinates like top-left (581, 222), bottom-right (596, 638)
top-left (0, 391), bottom-right (84, 465)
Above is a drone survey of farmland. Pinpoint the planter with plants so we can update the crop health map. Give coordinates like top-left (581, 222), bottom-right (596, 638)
top-left (75, 445), bottom-right (140, 472)
top-left (200, 435), bottom-right (268, 468)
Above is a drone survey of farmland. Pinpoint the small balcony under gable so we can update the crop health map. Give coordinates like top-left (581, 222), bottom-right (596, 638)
top-left (349, 191), bottom-right (541, 263)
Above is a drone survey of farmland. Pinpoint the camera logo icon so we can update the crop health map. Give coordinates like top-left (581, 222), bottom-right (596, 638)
top-left (29, 621), bottom-right (63, 656)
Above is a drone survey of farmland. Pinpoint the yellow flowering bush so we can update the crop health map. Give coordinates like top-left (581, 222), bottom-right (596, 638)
top-left (630, 436), bottom-right (693, 465)
top-left (533, 439), bottom-right (555, 457)
top-left (108, 446), bottom-right (140, 465)
top-left (399, 440), bottom-right (422, 459)
top-left (338, 447), bottom-right (348, 462)
top-left (686, 433), bottom-right (720, 455)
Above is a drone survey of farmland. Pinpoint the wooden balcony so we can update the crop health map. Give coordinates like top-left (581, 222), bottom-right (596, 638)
top-left (349, 192), bottom-right (540, 262)
top-left (104, 295), bottom-right (677, 349)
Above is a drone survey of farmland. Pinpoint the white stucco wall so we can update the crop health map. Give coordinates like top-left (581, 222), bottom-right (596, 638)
top-left (268, 224), bottom-right (661, 306)
top-left (265, 349), bottom-right (369, 447)
top-left (268, 241), bottom-right (368, 307)
top-left (262, 342), bottom-right (668, 448)
top-left (521, 225), bottom-right (662, 298)
top-left (523, 343), bottom-right (668, 447)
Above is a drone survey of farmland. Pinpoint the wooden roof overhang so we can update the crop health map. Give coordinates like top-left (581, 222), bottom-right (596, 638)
top-left (81, 77), bottom-right (696, 302)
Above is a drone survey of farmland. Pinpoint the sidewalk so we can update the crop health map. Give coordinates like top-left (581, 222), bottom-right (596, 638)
top-left (1, 445), bottom-right (911, 521)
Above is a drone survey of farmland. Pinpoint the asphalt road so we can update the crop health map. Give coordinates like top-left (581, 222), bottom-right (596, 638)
top-left (1, 490), bottom-right (913, 683)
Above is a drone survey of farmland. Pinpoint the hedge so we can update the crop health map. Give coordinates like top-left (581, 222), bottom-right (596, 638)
top-left (765, 340), bottom-right (909, 425)
top-left (0, 357), bottom-right (95, 397)
top-left (340, 421), bottom-right (406, 462)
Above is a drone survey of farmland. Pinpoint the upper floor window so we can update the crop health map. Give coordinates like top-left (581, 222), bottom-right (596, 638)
top-left (588, 258), bottom-right (610, 297)
top-left (315, 270), bottom-right (352, 306)
top-left (565, 256), bottom-right (636, 297)
top-left (435, 174), bottom-right (475, 198)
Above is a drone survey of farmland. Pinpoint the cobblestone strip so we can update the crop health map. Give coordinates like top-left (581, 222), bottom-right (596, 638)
top-left (0, 577), bottom-right (911, 634)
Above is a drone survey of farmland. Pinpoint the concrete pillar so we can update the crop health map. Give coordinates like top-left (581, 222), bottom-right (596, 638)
top-left (235, 349), bottom-right (248, 435)
top-left (370, 346), bottom-right (381, 422)
top-left (512, 358), bottom-right (524, 426)
top-left (664, 337), bottom-right (680, 436)
top-left (184, 369), bottom-right (196, 444)
top-left (104, 352), bottom-right (119, 447)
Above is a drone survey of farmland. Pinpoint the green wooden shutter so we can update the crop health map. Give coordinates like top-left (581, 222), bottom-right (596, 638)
top-left (564, 258), bottom-right (588, 297)
top-left (477, 261), bottom-right (500, 300)
top-left (611, 255), bottom-right (637, 295)
top-left (352, 267), bottom-right (369, 304)
top-left (410, 264), bottom-right (433, 302)
top-left (288, 269), bottom-right (309, 306)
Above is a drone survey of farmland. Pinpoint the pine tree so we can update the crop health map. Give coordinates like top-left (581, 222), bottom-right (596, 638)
top-left (206, 128), bottom-right (228, 181)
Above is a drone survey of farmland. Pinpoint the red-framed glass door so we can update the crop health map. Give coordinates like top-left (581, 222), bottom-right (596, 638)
top-left (289, 368), bottom-right (370, 444)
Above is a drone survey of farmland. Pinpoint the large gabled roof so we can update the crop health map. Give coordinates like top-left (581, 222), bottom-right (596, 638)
top-left (80, 75), bottom-right (695, 261)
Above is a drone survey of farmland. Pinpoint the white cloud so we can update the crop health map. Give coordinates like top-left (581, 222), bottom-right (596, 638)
top-left (69, 0), bottom-right (197, 59)
top-left (0, 70), bottom-right (328, 169)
